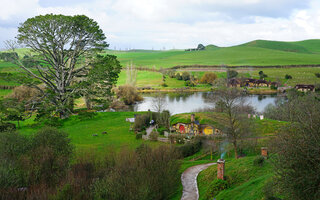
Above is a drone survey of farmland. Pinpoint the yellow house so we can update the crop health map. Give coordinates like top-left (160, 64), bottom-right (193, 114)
top-left (202, 126), bottom-right (213, 135)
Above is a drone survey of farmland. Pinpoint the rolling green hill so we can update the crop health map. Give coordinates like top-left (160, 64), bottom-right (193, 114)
top-left (105, 39), bottom-right (320, 69)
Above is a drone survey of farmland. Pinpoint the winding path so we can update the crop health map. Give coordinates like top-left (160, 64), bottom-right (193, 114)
top-left (181, 162), bottom-right (216, 200)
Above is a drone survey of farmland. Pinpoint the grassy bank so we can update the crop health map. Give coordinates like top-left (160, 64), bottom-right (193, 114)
top-left (198, 156), bottom-right (273, 200)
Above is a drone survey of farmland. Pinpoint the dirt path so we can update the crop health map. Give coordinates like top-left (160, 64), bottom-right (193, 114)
top-left (146, 125), bottom-right (155, 136)
top-left (181, 162), bottom-right (216, 200)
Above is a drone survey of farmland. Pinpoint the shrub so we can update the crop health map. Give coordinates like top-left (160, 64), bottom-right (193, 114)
top-left (134, 114), bottom-right (150, 131)
top-left (315, 73), bottom-right (320, 78)
top-left (27, 127), bottom-right (73, 186)
top-left (227, 70), bottom-right (238, 79)
top-left (181, 72), bottom-right (190, 81)
top-left (161, 82), bottom-right (168, 87)
top-left (200, 72), bottom-right (217, 85)
top-left (136, 133), bottom-right (142, 139)
top-left (78, 111), bottom-right (97, 121)
top-left (253, 155), bottom-right (265, 167)
top-left (149, 131), bottom-right (159, 141)
top-left (175, 73), bottom-right (182, 80)
top-left (285, 74), bottom-right (292, 79)
top-left (0, 122), bottom-right (16, 132)
top-left (205, 179), bottom-right (229, 199)
top-left (115, 85), bottom-right (143, 105)
top-left (176, 138), bottom-right (202, 157)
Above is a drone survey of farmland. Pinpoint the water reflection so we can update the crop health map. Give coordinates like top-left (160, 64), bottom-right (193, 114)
top-left (134, 92), bottom-right (279, 115)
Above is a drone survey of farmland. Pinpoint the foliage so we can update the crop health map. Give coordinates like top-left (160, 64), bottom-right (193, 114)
top-left (79, 54), bottom-right (122, 110)
top-left (91, 145), bottom-right (180, 200)
top-left (134, 113), bottom-right (151, 131)
top-left (149, 131), bottom-right (159, 141)
top-left (253, 156), bottom-right (265, 167)
top-left (9, 14), bottom-right (108, 118)
top-left (210, 88), bottom-right (255, 158)
top-left (271, 93), bottom-right (320, 200)
top-left (205, 179), bottom-right (230, 199)
top-left (200, 72), bottom-right (218, 85)
top-left (227, 70), bottom-right (238, 79)
top-left (181, 72), bottom-right (191, 81)
top-left (197, 44), bottom-right (206, 50)
top-left (176, 138), bottom-right (202, 157)
top-left (135, 133), bottom-right (142, 139)
top-left (285, 74), bottom-right (292, 79)
top-left (115, 85), bottom-right (143, 105)
top-left (77, 111), bottom-right (97, 121)
top-left (0, 122), bottom-right (16, 132)
top-left (315, 72), bottom-right (320, 78)
top-left (176, 73), bottom-right (182, 80)
top-left (259, 71), bottom-right (268, 79)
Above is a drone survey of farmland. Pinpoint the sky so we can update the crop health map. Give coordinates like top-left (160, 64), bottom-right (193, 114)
top-left (1, 0), bottom-right (320, 50)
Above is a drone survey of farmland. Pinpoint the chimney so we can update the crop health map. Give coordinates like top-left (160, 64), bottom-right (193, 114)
top-left (261, 147), bottom-right (268, 159)
top-left (191, 114), bottom-right (195, 122)
top-left (217, 159), bottom-right (225, 180)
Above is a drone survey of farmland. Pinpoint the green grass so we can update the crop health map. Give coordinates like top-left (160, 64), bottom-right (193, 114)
top-left (105, 39), bottom-right (320, 69)
top-left (198, 156), bottom-right (273, 200)
top-left (16, 112), bottom-right (164, 154)
top-left (0, 89), bottom-right (12, 99)
top-left (170, 112), bottom-right (286, 136)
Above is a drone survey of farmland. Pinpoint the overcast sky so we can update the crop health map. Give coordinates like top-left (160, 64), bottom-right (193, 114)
top-left (1, 0), bottom-right (320, 50)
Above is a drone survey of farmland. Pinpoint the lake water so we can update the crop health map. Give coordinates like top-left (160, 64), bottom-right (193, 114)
top-left (133, 92), bottom-right (279, 115)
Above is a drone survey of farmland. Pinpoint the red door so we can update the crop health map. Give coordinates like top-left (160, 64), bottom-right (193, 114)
top-left (179, 125), bottom-right (185, 134)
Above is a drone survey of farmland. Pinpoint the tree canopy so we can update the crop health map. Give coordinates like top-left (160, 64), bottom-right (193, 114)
top-left (6, 14), bottom-right (121, 118)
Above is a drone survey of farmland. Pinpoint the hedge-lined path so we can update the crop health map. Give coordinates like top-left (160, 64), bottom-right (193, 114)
top-left (181, 162), bottom-right (216, 200)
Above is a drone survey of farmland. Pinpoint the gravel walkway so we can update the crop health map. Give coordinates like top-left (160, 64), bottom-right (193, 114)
top-left (181, 162), bottom-right (216, 200)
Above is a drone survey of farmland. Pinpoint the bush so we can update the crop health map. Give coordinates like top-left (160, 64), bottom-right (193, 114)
top-left (175, 73), bottom-right (182, 80)
top-left (176, 138), bottom-right (202, 157)
top-left (149, 131), bottom-right (159, 141)
top-left (27, 127), bottom-right (73, 186)
top-left (0, 122), bottom-right (16, 132)
top-left (227, 70), bottom-right (238, 79)
top-left (285, 74), bottom-right (292, 79)
top-left (205, 179), bottom-right (229, 199)
top-left (200, 72), bottom-right (217, 85)
top-left (181, 72), bottom-right (190, 81)
top-left (253, 155), bottom-right (265, 166)
top-left (161, 82), bottom-right (168, 87)
top-left (315, 73), bottom-right (320, 78)
top-left (136, 133), bottom-right (142, 139)
top-left (115, 85), bottom-right (143, 105)
top-left (78, 111), bottom-right (97, 121)
top-left (134, 114), bottom-right (150, 131)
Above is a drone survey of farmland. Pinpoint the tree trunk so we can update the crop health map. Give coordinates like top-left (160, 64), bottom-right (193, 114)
top-left (84, 95), bottom-right (92, 110)
top-left (233, 141), bottom-right (238, 159)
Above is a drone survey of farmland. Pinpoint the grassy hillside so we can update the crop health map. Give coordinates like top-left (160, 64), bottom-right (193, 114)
top-left (170, 112), bottom-right (285, 136)
top-left (15, 112), bottom-right (162, 155)
top-left (198, 156), bottom-right (273, 200)
top-left (106, 39), bottom-right (320, 69)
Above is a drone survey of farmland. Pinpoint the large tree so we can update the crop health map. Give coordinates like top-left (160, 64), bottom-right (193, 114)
top-left (210, 88), bottom-right (254, 158)
top-left (7, 14), bottom-right (108, 118)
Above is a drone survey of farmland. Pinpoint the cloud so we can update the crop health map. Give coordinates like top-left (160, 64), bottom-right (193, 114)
top-left (0, 0), bottom-right (319, 49)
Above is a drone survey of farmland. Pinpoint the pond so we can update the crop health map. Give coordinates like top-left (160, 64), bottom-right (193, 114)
top-left (133, 92), bottom-right (279, 115)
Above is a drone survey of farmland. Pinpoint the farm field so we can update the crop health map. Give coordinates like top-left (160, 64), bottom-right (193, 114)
top-left (2, 39), bottom-right (320, 97)
top-left (106, 39), bottom-right (320, 69)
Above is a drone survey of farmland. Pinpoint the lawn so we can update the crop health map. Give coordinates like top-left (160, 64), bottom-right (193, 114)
top-left (197, 156), bottom-right (274, 200)
top-left (16, 112), bottom-right (164, 155)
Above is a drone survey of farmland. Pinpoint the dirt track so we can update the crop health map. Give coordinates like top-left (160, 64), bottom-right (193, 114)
top-left (181, 162), bottom-right (216, 200)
